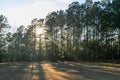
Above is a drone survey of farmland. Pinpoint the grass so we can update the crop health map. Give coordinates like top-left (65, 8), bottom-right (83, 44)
top-left (0, 61), bottom-right (120, 80)
top-left (80, 61), bottom-right (120, 71)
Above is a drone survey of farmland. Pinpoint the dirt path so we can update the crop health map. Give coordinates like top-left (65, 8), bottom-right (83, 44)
top-left (0, 62), bottom-right (120, 80)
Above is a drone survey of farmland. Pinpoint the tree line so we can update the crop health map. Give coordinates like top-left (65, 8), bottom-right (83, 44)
top-left (0, 0), bottom-right (120, 63)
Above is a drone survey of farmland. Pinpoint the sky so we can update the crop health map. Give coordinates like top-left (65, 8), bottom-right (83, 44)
top-left (0, 0), bottom-right (100, 31)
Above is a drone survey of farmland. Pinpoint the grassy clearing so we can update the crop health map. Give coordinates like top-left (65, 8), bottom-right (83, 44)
top-left (80, 62), bottom-right (120, 71)
top-left (0, 62), bottom-right (120, 80)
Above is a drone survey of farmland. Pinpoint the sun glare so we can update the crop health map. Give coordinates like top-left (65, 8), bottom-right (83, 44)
top-left (36, 28), bottom-right (44, 35)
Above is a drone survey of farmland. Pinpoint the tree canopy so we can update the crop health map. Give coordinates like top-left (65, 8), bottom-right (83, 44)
top-left (0, 0), bottom-right (120, 63)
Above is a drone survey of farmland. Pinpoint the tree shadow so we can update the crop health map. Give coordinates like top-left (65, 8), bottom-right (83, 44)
top-left (0, 62), bottom-right (31, 80)
top-left (31, 63), bottom-right (46, 80)
top-left (50, 62), bottom-right (120, 80)
top-left (0, 62), bottom-right (46, 80)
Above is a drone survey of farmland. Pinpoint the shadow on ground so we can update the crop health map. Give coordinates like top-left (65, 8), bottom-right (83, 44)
top-left (50, 62), bottom-right (120, 80)
top-left (0, 62), bottom-right (120, 80)
top-left (0, 62), bottom-right (46, 80)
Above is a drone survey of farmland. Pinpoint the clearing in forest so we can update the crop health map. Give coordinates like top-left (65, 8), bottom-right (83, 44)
top-left (0, 62), bottom-right (120, 80)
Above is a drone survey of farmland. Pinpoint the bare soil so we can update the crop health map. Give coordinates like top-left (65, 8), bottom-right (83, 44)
top-left (0, 62), bottom-right (120, 80)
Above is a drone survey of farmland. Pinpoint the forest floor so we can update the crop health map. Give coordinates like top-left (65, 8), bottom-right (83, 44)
top-left (0, 61), bottom-right (120, 80)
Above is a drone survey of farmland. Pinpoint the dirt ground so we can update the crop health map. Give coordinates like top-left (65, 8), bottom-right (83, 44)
top-left (0, 62), bottom-right (120, 80)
